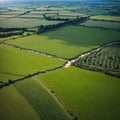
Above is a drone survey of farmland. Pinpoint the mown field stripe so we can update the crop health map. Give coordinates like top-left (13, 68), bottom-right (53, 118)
top-left (14, 78), bottom-right (71, 120)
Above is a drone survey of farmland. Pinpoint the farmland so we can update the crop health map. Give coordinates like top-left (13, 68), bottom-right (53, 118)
top-left (74, 42), bottom-right (120, 77)
top-left (40, 66), bottom-right (120, 120)
top-left (6, 26), bottom-right (120, 59)
top-left (0, 44), bottom-right (64, 79)
top-left (14, 77), bottom-right (70, 120)
top-left (90, 15), bottom-right (120, 22)
top-left (80, 20), bottom-right (120, 30)
top-left (0, 85), bottom-right (41, 120)
top-left (0, 0), bottom-right (120, 120)
top-left (0, 18), bottom-right (62, 28)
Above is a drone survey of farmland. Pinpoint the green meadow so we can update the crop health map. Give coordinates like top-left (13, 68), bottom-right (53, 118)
top-left (80, 20), bottom-right (120, 30)
top-left (1, 1), bottom-right (120, 120)
top-left (0, 85), bottom-right (41, 120)
top-left (90, 15), bottom-right (120, 22)
top-left (0, 18), bottom-right (62, 28)
top-left (0, 44), bottom-right (64, 78)
top-left (41, 66), bottom-right (120, 120)
top-left (14, 77), bottom-right (70, 120)
top-left (7, 26), bottom-right (120, 59)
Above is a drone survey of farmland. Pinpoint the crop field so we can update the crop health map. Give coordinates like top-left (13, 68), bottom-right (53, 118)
top-left (40, 66), bottom-right (120, 120)
top-left (14, 77), bottom-right (70, 120)
top-left (0, 85), bottom-right (41, 120)
top-left (19, 12), bottom-right (44, 19)
top-left (7, 26), bottom-right (120, 59)
top-left (80, 20), bottom-right (120, 30)
top-left (74, 42), bottom-right (120, 77)
top-left (45, 12), bottom-right (88, 19)
top-left (0, 0), bottom-right (120, 120)
top-left (0, 18), bottom-right (62, 28)
top-left (0, 44), bottom-right (64, 80)
top-left (90, 15), bottom-right (120, 22)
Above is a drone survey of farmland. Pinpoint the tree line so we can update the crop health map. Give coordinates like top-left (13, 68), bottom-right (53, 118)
top-left (37, 17), bottom-right (88, 34)
top-left (0, 27), bottom-right (26, 32)
top-left (0, 31), bottom-right (24, 38)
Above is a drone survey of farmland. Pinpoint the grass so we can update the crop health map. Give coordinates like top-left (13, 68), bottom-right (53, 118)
top-left (0, 18), bottom-right (62, 28)
top-left (80, 20), bottom-right (120, 30)
top-left (7, 26), bottom-right (120, 59)
top-left (40, 66), bottom-right (120, 120)
top-left (0, 85), bottom-right (41, 120)
top-left (0, 73), bottom-right (19, 83)
top-left (14, 77), bottom-right (70, 120)
top-left (0, 44), bottom-right (64, 79)
top-left (90, 15), bottom-right (120, 22)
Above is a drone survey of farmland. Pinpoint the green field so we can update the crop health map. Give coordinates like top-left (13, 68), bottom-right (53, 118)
top-left (0, 1), bottom-right (120, 120)
top-left (0, 85), bottom-right (41, 120)
top-left (14, 77), bottom-right (70, 120)
top-left (7, 26), bottom-right (120, 59)
top-left (0, 44), bottom-right (64, 79)
top-left (90, 15), bottom-right (120, 22)
top-left (0, 18), bottom-right (62, 28)
top-left (80, 20), bottom-right (120, 30)
top-left (41, 66), bottom-right (120, 120)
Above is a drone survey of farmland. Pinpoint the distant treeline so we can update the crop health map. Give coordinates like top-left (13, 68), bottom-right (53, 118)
top-left (37, 17), bottom-right (88, 34)
top-left (0, 31), bottom-right (24, 38)
top-left (0, 27), bottom-right (27, 32)
top-left (43, 13), bottom-right (69, 21)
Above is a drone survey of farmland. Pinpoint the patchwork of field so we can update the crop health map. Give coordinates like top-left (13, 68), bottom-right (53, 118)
top-left (0, 1), bottom-right (120, 120)
top-left (40, 66), bottom-right (120, 120)
top-left (7, 26), bottom-right (120, 59)
top-left (80, 20), bottom-right (120, 30)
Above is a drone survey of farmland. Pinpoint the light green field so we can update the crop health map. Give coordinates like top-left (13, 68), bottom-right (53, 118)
top-left (0, 73), bottom-right (19, 83)
top-left (0, 18), bottom-right (62, 28)
top-left (14, 77), bottom-right (70, 120)
top-left (0, 14), bottom-right (15, 18)
top-left (0, 85), bottom-right (41, 120)
top-left (40, 66), bottom-right (120, 120)
top-left (90, 15), bottom-right (120, 22)
top-left (7, 26), bottom-right (120, 59)
top-left (0, 35), bottom-right (21, 41)
top-left (80, 20), bottom-right (120, 29)
top-left (0, 44), bottom-right (64, 78)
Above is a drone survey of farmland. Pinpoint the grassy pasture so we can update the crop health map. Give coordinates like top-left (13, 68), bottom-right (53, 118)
top-left (0, 44), bottom-right (64, 79)
top-left (59, 12), bottom-right (88, 17)
top-left (0, 11), bottom-right (23, 15)
top-left (0, 35), bottom-right (21, 41)
top-left (0, 18), bottom-right (62, 28)
top-left (40, 66), bottom-right (120, 120)
top-left (80, 20), bottom-right (120, 30)
top-left (19, 12), bottom-right (44, 19)
top-left (0, 73), bottom-right (19, 83)
top-left (14, 77), bottom-right (70, 120)
top-left (7, 26), bottom-right (120, 59)
top-left (0, 85), bottom-right (41, 120)
top-left (90, 15), bottom-right (120, 22)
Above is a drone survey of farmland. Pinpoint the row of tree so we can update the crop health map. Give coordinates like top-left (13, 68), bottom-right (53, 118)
top-left (0, 31), bottom-right (24, 38)
top-left (0, 27), bottom-right (26, 32)
top-left (37, 17), bottom-right (88, 33)
top-left (43, 13), bottom-right (69, 21)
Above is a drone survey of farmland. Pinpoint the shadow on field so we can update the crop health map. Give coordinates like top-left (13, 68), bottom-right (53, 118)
top-left (40, 26), bottom-right (120, 47)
